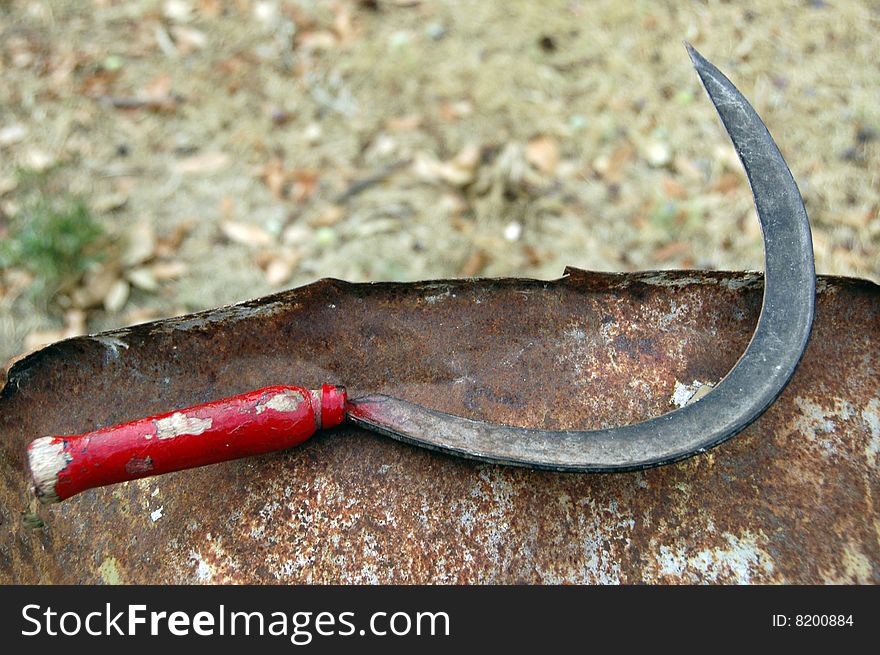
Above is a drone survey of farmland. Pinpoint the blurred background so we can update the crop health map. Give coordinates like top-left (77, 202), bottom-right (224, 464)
top-left (0, 0), bottom-right (877, 368)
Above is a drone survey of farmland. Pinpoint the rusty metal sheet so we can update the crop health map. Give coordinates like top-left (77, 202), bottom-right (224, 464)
top-left (0, 269), bottom-right (878, 583)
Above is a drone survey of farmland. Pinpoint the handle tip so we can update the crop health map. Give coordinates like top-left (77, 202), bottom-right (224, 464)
top-left (27, 436), bottom-right (69, 504)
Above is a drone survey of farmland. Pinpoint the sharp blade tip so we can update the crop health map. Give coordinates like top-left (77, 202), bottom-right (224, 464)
top-left (683, 41), bottom-right (708, 70)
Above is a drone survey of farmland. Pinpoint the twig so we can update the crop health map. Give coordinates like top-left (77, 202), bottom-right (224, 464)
top-left (334, 159), bottom-right (410, 203)
top-left (97, 95), bottom-right (184, 111)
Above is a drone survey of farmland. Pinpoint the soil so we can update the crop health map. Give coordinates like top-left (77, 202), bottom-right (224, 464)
top-left (0, 0), bottom-right (877, 367)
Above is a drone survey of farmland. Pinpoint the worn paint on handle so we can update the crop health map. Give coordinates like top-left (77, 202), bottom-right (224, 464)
top-left (27, 384), bottom-right (347, 504)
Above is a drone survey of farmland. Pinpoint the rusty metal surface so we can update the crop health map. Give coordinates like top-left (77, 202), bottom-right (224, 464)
top-left (1, 269), bottom-right (878, 583)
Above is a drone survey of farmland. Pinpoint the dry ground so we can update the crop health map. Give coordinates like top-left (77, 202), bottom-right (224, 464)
top-left (1, 0), bottom-right (878, 366)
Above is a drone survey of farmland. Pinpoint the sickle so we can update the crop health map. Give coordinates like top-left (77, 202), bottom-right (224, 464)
top-left (25, 44), bottom-right (816, 503)
top-left (346, 44), bottom-right (817, 471)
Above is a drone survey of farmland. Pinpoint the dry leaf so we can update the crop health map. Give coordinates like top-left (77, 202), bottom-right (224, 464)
top-left (282, 223), bottom-right (313, 246)
top-left (92, 192), bottom-right (128, 213)
top-left (291, 169), bottom-right (319, 202)
top-left (104, 279), bottom-right (130, 313)
top-left (155, 220), bottom-right (195, 258)
top-left (453, 144), bottom-right (481, 170)
top-left (413, 144), bottom-right (481, 187)
top-left (309, 205), bottom-right (344, 227)
top-left (260, 157), bottom-right (287, 199)
top-left (386, 115), bottom-right (422, 132)
top-left (65, 309), bottom-right (87, 335)
top-left (439, 193), bottom-right (468, 216)
top-left (661, 176), bottom-right (688, 200)
top-left (413, 155), bottom-right (466, 186)
top-left (713, 172), bottom-right (743, 195)
top-left (23, 309), bottom-right (88, 353)
top-left (164, 0), bottom-right (193, 21)
top-left (0, 176), bottom-right (17, 196)
top-left (198, 0), bottom-right (222, 17)
top-left (350, 218), bottom-right (397, 238)
top-left (254, 250), bottom-right (275, 270)
top-left (812, 230), bottom-right (831, 259)
top-left (150, 260), bottom-right (188, 280)
top-left (174, 151), bottom-right (230, 175)
top-left (170, 26), bottom-right (207, 53)
top-left (23, 149), bottom-right (56, 172)
top-left (742, 209), bottom-right (762, 240)
top-left (0, 269), bottom-right (33, 304)
top-left (142, 73), bottom-right (172, 99)
top-left (154, 23), bottom-right (178, 57)
top-left (525, 136), bottom-right (560, 175)
top-left (126, 267), bottom-right (160, 292)
top-left (58, 47), bottom-right (88, 74)
top-left (0, 124), bottom-right (27, 147)
top-left (673, 156), bottom-right (703, 180)
top-left (593, 142), bottom-right (634, 182)
top-left (439, 100), bottom-right (473, 121)
top-left (370, 134), bottom-right (397, 157)
top-left (80, 68), bottom-right (119, 97)
top-left (120, 308), bottom-right (161, 326)
top-left (297, 31), bottom-right (338, 51)
top-left (221, 221), bottom-right (274, 247)
top-left (123, 220), bottom-right (157, 267)
top-left (25, 330), bottom-right (66, 352)
top-left (523, 244), bottom-right (543, 267)
top-left (459, 249), bottom-right (489, 277)
top-left (72, 266), bottom-right (120, 308)
top-left (654, 241), bottom-right (691, 262)
top-left (449, 216), bottom-right (473, 234)
top-left (220, 196), bottom-right (235, 219)
top-left (256, 158), bottom-right (319, 202)
top-left (713, 144), bottom-right (741, 173)
top-left (836, 209), bottom-right (873, 229)
top-left (265, 252), bottom-right (300, 287)
top-left (333, 4), bottom-right (354, 42)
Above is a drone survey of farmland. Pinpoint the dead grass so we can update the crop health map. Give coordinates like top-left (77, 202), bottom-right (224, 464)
top-left (0, 0), bottom-right (877, 365)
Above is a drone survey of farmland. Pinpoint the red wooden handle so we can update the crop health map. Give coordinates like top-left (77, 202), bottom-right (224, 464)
top-left (27, 384), bottom-right (347, 504)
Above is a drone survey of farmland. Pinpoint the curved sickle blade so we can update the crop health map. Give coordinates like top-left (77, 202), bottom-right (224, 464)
top-left (348, 45), bottom-right (816, 471)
